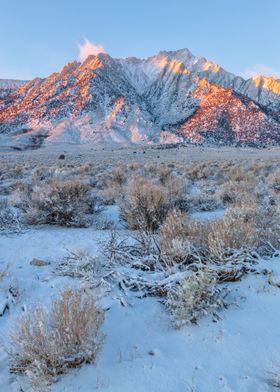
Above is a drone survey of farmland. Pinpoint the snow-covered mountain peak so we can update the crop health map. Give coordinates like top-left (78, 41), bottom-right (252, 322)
top-left (158, 47), bottom-right (193, 61)
top-left (1, 48), bottom-right (280, 148)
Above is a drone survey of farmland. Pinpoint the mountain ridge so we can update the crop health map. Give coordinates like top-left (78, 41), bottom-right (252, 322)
top-left (0, 48), bottom-right (280, 149)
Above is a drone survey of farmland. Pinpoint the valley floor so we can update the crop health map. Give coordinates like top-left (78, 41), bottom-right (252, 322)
top-left (1, 146), bottom-right (280, 391)
top-left (1, 144), bottom-right (280, 167)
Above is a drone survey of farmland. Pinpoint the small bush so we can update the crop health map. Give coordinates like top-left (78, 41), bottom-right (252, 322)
top-left (20, 179), bottom-right (92, 227)
top-left (218, 178), bottom-right (256, 207)
top-left (159, 209), bottom-right (191, 263)
top-left (0, 200), bottom-right (21, 232)
top-left (98, 166), bottom-right (126, 205)
top-left (254, 203), bottom-right (280, 255)
top-left (157, 164), bottom-right (173, 184)
top-left (164, 176), bottom-right (186, 204)
top-left (110, 166), bottom-right (126, 186)
top-left (118, 176), bottom-right (170, 231)
top-left (10, 288), bottom-right (104, 391)
top-left (218, 181), bottom-right (238, 204)
top-left (189, 207), bottom-right (258, 262)
top-left (165, 269), bottom-right (223, 327)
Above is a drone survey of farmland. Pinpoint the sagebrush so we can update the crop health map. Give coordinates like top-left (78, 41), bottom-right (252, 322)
top-left (10, 288), bottom-right (105, 391)
top-left (15, 179), bottom-right (92, 227)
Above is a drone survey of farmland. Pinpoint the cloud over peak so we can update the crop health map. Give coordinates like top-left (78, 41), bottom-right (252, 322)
top-left (79, 39), bottom-right (105, 61)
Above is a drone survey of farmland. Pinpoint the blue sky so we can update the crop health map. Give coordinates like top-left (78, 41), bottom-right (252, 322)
top-left (1, 0), bottom-right (280, 80)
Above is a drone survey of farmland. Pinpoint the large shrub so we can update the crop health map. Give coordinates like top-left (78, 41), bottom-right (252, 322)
top-left (118, 176), bottom-right (170, 231)
top-left (17, 179), bottom-right (92, 227)
top-left (10, 288), bottom-right (104, 391)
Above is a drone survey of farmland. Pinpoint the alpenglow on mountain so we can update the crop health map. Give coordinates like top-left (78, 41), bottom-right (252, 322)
top-left (0, 48), bottom-right (280, 148)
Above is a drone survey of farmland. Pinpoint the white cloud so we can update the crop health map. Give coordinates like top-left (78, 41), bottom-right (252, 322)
top-left (78, 39), bottom-right (105, 61)
top-left (242, 64), bottom-right (280, 80)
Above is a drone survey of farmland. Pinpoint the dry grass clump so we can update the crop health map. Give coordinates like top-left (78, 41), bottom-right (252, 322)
top-left (212, 207), bottom-right (257, 247)
top-left (254, 204), bottom-right (280, 255)
top-left (31, 166), bottom-right (54, 183)
top-left (185, 162), bottom-right (213, 180)
top-left (218, 181), bottom-right (239, 204)
top-left (14, 179), bottom-right (92, 227)
top-left (224, 165), bottom-right (252, 182)
top-left (118, 176), bottom-right (170, 231)
top-left (189, 207), bottom-right (258, 262)
top-left (116, 166), bottom-right (187, 231)
top-left (218, 179), bottom-right (256, 206)
top-left (110, 166), bottom-right (126, 186)
top-left (247, 160), bottom-right (273, 177)
top-left (10, 288), bottom-right (104, 391)
top-left (164, 175), bottom-right (186, 202)
top-left (158, 204), bottom-right (259, 265)
top-left (159, 209), bottom-right (190, 263)
top-left (159, 196), bottom-right (279, 264)
top-left (165, 269), bottom-right (223, 327)
top-left (98, 166), bottom-right (126, 205)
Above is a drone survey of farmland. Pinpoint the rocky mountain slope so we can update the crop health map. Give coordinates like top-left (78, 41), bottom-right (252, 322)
top-left (0, 79), bottom-right (26, 89)
top-left (0, 49), bottom-right (280, 148)
top-left (0, 79), bottom-right (26, 99)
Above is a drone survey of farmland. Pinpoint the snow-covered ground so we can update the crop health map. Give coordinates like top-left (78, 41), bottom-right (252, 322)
top-left (1, 221), bottom-right (280, 392)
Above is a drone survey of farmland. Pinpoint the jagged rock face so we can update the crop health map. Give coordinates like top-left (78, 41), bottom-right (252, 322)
top-left (0, 49), bottom-right (280, 148)
top-left (177, 79), bottom-right (280, 145)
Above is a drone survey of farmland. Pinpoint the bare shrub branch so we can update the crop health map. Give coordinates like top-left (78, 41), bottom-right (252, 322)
top-left (165, 269), bottom-right (226, 327)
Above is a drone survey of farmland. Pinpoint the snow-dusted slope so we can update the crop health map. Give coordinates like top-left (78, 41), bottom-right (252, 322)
top-left (0, 49), bottom-right (280, 148)
top-left (0, 79), bottom-right (26, 89)
top-left (0, 79), bottom-right (27, 99)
